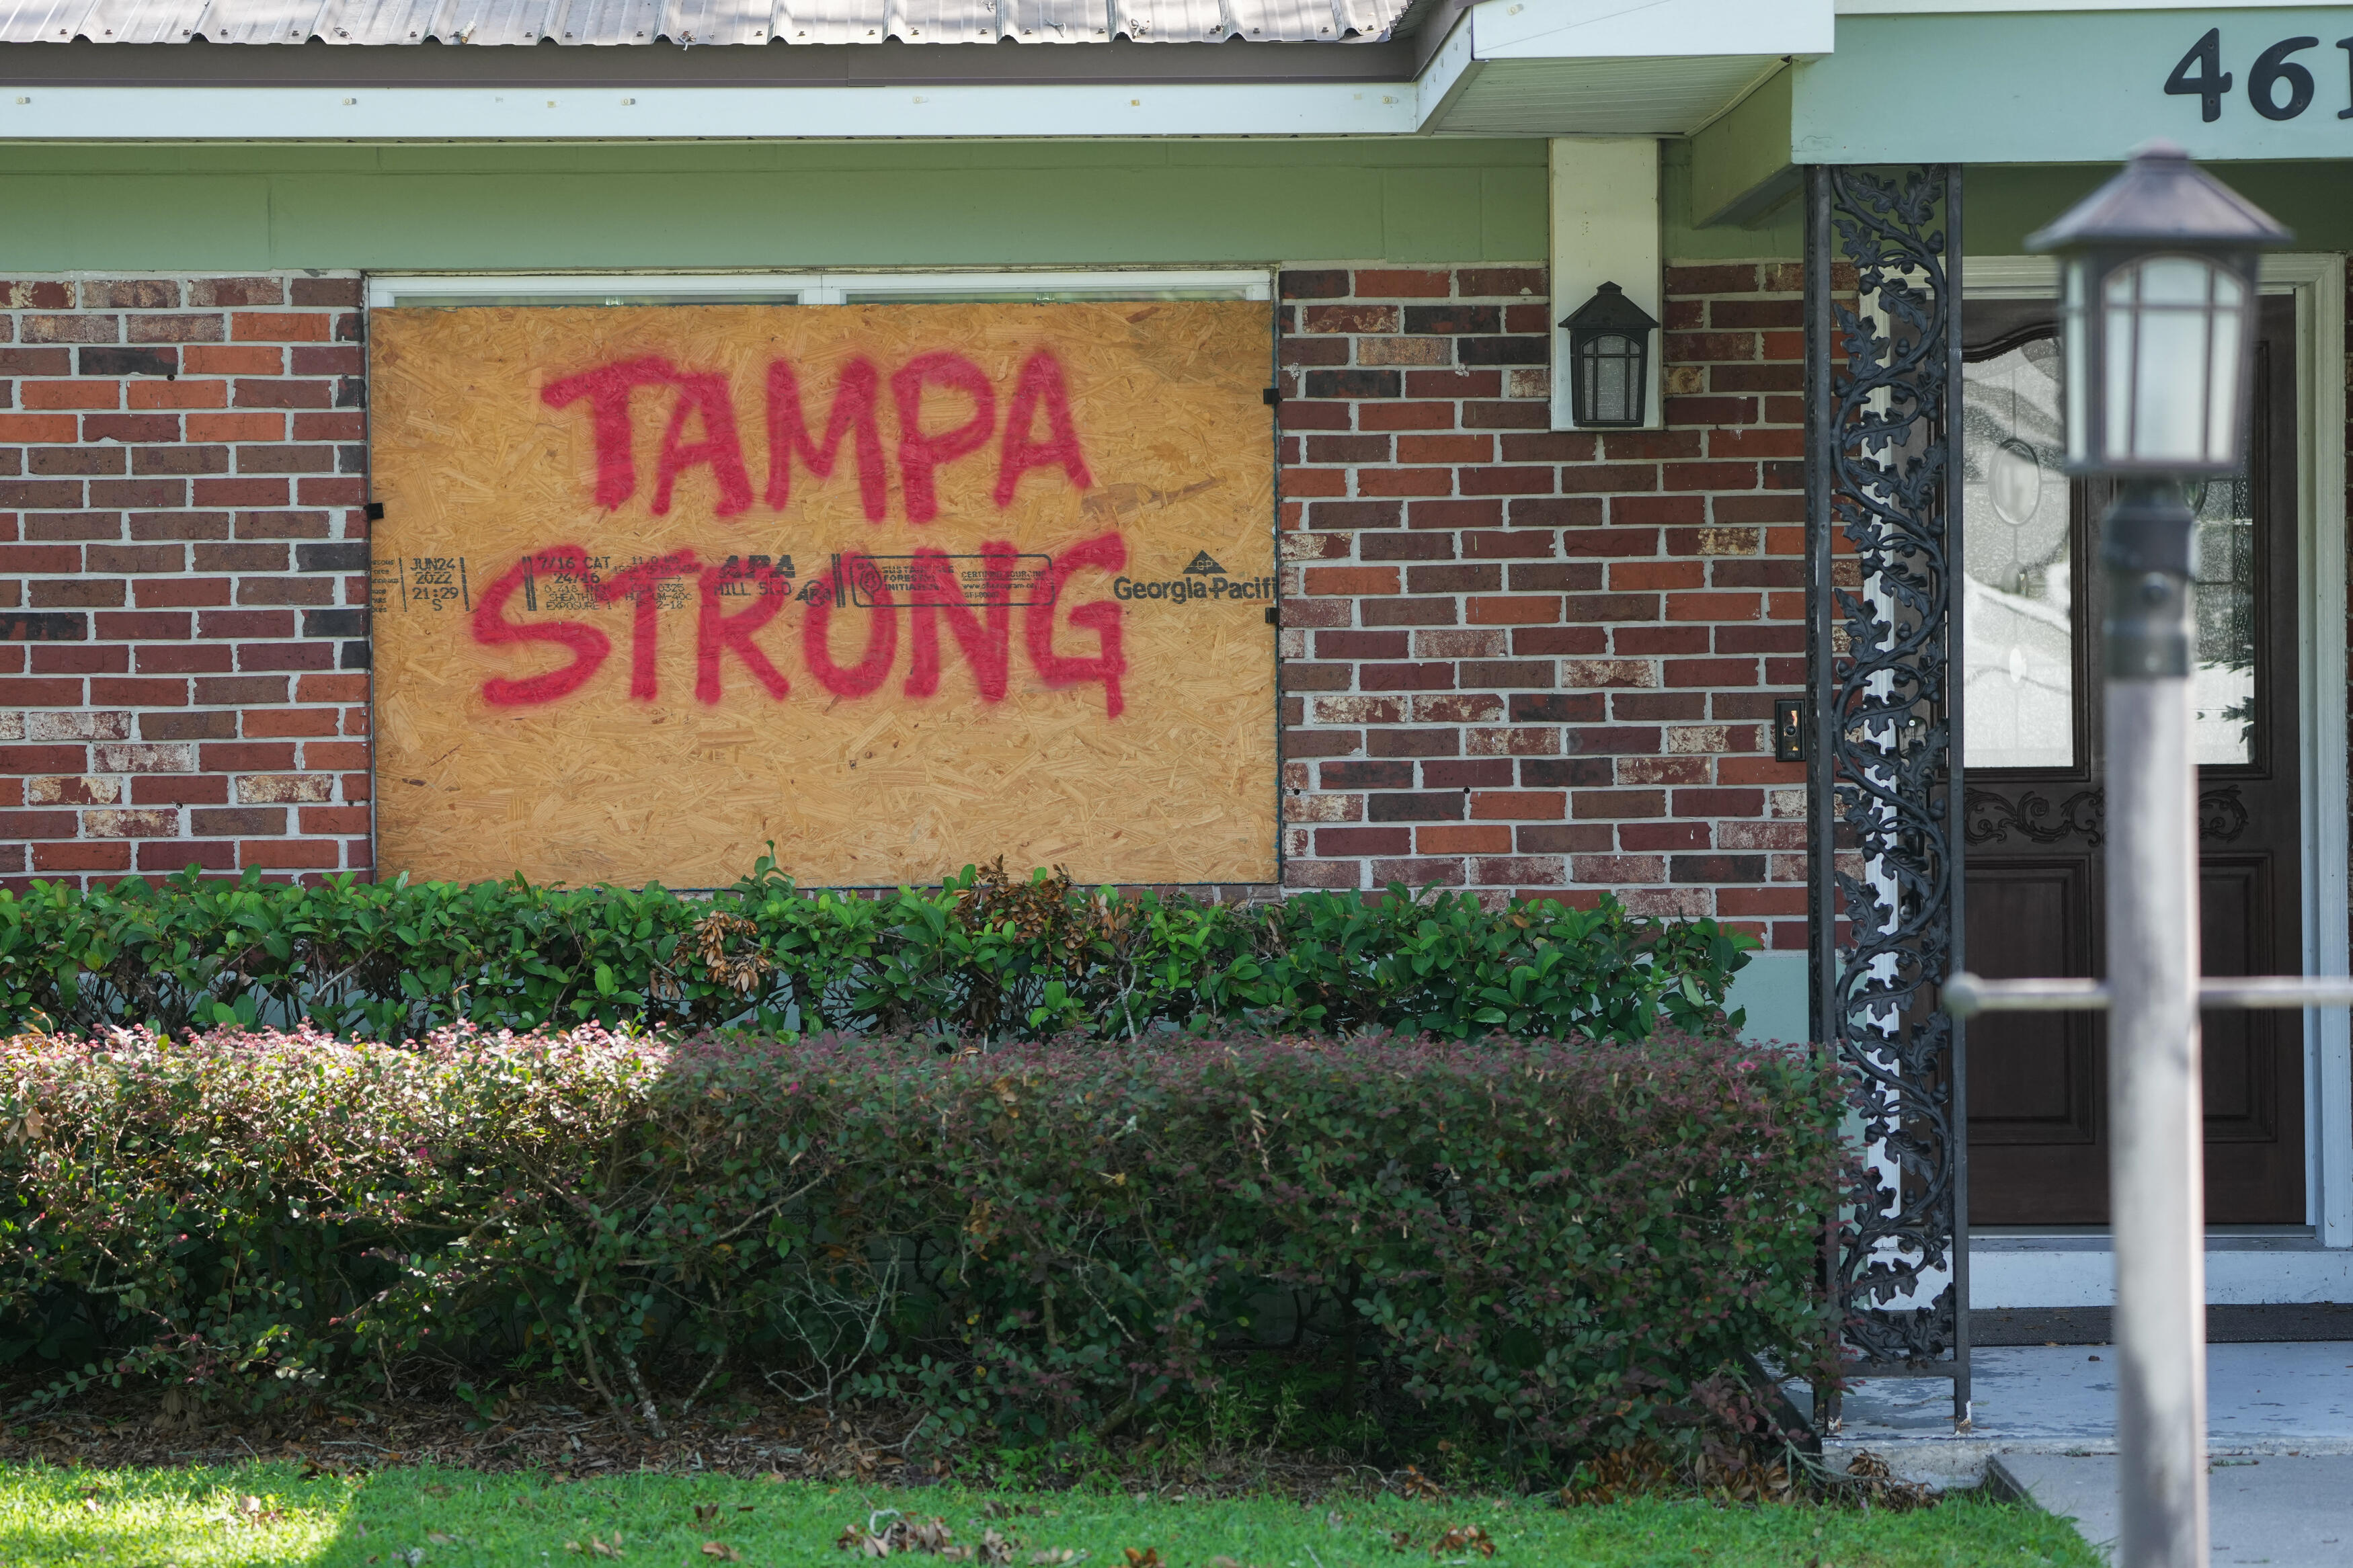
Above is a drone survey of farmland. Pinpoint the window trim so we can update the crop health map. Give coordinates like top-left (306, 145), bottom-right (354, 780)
top-left (365, 269), bottom-right (1274, 308)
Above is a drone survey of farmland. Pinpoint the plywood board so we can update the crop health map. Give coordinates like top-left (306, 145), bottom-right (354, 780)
top-left (368, 302), bottom-right (1275, 887)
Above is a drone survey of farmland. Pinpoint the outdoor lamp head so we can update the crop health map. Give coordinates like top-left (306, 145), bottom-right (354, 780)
top-left (2027, 140), bottom-right (2291, 477)
top-left (1559, 281), bottom-right (1659, 428)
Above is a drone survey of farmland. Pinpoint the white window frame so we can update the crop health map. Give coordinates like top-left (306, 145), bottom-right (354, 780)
top-left (366, 270), bottom-right (1273, 308)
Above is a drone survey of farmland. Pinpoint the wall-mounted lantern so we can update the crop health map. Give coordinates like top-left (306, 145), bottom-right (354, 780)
top-left (1559, 281), bottom-right (1659, 428)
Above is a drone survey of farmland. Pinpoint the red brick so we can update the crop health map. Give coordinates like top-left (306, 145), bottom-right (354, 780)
top-left (1404, 369), bottom-right (1502, 399)
top-left (1458, 267), bottom-right (1545, 298)
top-left (0, 282), bottom-right (74, 309)
top-left (186, 412), bottom-right (284, 442)
top-left (1458, 466), bottom-right (1556, 497)
top-left (24, 314), bottom-right (119, 344)
top-left (1558, 464), bottom-right (1659, 495)
top-left (1357, 401), bottom-right (1458, 432)
top-left (1662, 657), bottom-right (1759, 688)
top-left (1315, 827), bottom-right (1412, 856)
top-left (0, 543), bottom-right (81, 571)
top-left (1465, 595), bottom-right (1561, 625)
top-left (1710, 363), bottom-right (1801, 394)
top-left (1280, 467), bottom-right (1349, 497)
top-left (1417, 824), bottom-right (1513, 854)
top-left (1500, 431), bottom-right (1597, 462)
top-left (1396, 434), bottom-right (1492, 464)
top-left (1467, 856), bottom-right (1566, 886)
top-left (128, 380), bottom-right (226, 410)
top-left (184, 344), bottom-right (286, 377)
top-left (231, 312), bottom-right (331, 342)
top-left (1665, 395), bottom-right (1758, 427)
top-left (239, 837), bottom-right (342, 869)
top-left (34, 841), bottom-right (132, 872)
top-left (1352, 269), bottom-right (1451, 298)
top-left (1357, 467), bottom-right (1454, 497)
top-left (1710, 298), bottom-right (1802, 329)
top-left (1302, 304), bottom-right (1400, 334)
top-left (1708, 427), bottom-right (1805, 460)
top-left (1470, 790), bottom-right (1564, 820)
top-left (194, 478), bottom-right (290, 507)
top-left (1302, 567), bottom-right (1400, 596)
top-left (1664, 265), bottom-right (1759, 296)
top-left (1665, 591), bottom-right (1761, 622)
top-left (0, 413), bottom-right (78, 442)
top-left (1609, 560), bottom-right (1703, 591)
top-left (187, 278), bottom-right (286, 307)
top-left (22, 380), bottom-right (121, 411)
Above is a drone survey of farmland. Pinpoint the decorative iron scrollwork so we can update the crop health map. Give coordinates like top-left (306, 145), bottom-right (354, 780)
top-left (2197, 784), bottom-right (2249, 843)
top-left (1965, 788), bottom-right (2104, 847)
top-left (1963, 783), bottom-right (2247, 848)
top-left (1804, 165), bottom-right (1968, 1414)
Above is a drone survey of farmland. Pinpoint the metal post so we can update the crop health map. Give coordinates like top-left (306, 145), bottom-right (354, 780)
top-left (2100, 478), bottom-right (2208, 1568)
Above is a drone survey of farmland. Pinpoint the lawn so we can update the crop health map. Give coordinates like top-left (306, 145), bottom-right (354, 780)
top-left (0, 1462), bottom-right (2100, 1568)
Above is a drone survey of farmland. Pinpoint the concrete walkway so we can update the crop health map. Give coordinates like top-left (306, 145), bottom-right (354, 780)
top-left (1798, 1343), bottom-right (2353, 1562)
top-left (1991, 1453), bottom-right (2353, 1567)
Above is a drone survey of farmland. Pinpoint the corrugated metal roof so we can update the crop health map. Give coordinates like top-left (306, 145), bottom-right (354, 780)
top-left (0, 0), bottom-right (1409, 44)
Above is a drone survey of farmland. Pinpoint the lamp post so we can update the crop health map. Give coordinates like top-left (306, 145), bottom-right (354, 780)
top-left (2019, 142), bottom-right (2289, 1568)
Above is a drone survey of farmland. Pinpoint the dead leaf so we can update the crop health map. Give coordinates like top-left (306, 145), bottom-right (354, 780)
top-left (428, 1533), bottom-right (457, 1546)
top-left (1027, 1553), bottom-right (1086, 1566)
top-left (1389, 1533), bottom-right (1415, 1554)
top-left (1430, 1526), bottom-right (1494, 1559)
top-left (837, 1524), bottom-right (889, 1558)
top-left (422, 1483), bottom-right (454, 1498)
top-left (947, 1530), bottom-right (1015, 1565)
top-left (696, 1503), bottom-right (721, 1526)
top-left (1396, 1467), bottom-right (1443, 1503)
top-left (1122, 1553), bottom-right (1163, 1568)
top-left (701, 1544), bottom-right (744, 1563)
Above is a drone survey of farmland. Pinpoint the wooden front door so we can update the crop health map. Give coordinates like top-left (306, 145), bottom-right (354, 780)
top-left (1962, 296), bottom-right (2305, 1227)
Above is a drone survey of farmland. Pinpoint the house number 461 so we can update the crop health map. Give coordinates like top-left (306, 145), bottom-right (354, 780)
top-left (2166, 26), bottom-right (2353, 122)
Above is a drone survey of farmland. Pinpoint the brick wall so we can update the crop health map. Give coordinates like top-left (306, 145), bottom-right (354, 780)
top-left (0, 263), bottom-right (1810, 948)
top-left (0, 275), bottom-right (371, 889)
top-left (1274, 261), bottom-right (1810, 951)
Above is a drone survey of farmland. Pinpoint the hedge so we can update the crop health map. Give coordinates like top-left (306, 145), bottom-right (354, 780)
top-left (0, 1026), bottom-right (1842, 1460)
top-left (0, 857), bottom-right (1755, 1044)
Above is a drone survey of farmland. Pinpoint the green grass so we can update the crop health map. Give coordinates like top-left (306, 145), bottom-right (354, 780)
top-left (0, 1462), bottom-right (2101, 1568)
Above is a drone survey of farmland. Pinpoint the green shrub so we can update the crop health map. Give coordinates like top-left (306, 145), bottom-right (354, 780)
top-left (0, 858), bottom-right (1754, 1044)
top-left (0, 1027), bottom-right (1839, 1462)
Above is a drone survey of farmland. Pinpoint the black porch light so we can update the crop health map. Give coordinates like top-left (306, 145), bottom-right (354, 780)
top-left (2026, 140), bottom-right (2290, 475)
top-left (1559, 280), bottom-right (1658, 428)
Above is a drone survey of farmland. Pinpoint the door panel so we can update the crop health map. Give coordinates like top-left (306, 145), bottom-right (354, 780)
top-left (1962, 296), bottom-right (2305, 1228)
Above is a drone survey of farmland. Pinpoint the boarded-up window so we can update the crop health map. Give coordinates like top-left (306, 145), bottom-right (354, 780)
top-left (368, 302), bottom-right (1275, 886)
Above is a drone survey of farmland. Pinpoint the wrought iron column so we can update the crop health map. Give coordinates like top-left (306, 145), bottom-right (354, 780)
top-left (1804, 163), bottom-right (1970, 1427)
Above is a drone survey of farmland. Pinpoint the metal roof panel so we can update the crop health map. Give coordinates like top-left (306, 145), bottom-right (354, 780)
top-left (0, 0), bottom-right (1404, 40)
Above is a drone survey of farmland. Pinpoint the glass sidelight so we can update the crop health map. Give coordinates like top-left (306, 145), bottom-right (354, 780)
top-left (1961, 332), bottom-right (2075, 769)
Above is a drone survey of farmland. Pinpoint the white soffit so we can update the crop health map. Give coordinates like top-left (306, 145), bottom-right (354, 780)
top-left (1469, 0), bottom-right (1832, 62)
top-left (1415, 0), bottom-right (1828, 136)
top-left (1427, 52), bottom-right (1784, 136)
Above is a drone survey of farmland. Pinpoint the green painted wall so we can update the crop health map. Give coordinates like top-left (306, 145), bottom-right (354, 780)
top-left (1663, 138), bottom-right (1800, 262)
top-left (0, 139), bottom-right (1550, 272)
top-left (1966, 162), bottom-right (2353, 256)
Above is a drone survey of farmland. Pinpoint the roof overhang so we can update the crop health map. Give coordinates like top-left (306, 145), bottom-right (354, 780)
top-left (0, 0), bottom-right (1831, 138)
